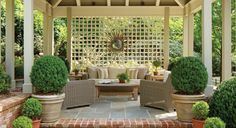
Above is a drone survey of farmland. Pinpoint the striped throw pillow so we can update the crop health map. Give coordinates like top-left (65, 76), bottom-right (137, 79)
top-left (127, 68), bottom-right (138, 79)
top-left (97, 68), bottom-right (109, 79)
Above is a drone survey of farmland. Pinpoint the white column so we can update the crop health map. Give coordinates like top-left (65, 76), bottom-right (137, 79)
top-left (222, 0), bottom-right (231, 80)
top-left (48, 16), bottom-right (54, 55)
top-left (6, 0), bottom-right (15, 89)
top-left (183, 6), bottom-right (194, 57)
top-left (163, 7), bottom-right (170, 69)
top-left (23, 0), bottom-right (34, 93)
top-left (67, 7), bottom-right (72, 71)
top-left (43, 13), bottom-right (49, 55)
top-left (202, 0), bottom-right (212, 84)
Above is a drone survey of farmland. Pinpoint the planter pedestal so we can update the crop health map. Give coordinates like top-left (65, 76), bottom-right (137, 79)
top-left (32, 93), bottom-right (65, 123)
top-left (172, 94), bottom-right (205, 122)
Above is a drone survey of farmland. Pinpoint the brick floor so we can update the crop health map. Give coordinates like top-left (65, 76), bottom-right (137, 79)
top-left (41, 118), bottom-right (192, 128)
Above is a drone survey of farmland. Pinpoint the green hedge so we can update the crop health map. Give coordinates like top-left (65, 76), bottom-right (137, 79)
top-left (171, 57), bottom-right (208, 95)
top-left (209, 78), bottom-right (236, 128)
top-left (0, 65), bottom-right (11, 94)
top-left (30, 56), bottom-right (68, 94)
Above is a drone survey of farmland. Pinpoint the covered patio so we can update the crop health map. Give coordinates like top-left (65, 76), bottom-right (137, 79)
top-left (0, 0), bottom-right (232, 93)
top-left (0, 0), bottom-right (234, 127)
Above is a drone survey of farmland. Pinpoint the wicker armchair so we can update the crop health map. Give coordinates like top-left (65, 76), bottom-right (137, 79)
top-left (140, 71), bottom-right (174, 112)
top-left (62, 80), bottom-right (96, 109)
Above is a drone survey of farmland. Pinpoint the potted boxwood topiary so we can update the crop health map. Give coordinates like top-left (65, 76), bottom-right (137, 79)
top-left (204, 117), bottom-right (225, 128)
top-left (152, 59), bottom-right (161, 75)
top-left (171, 57), bottom-right (208, 122)
top-left (208, 78), bottom-right (236, 128)
top-left (192, 101), bottom-right (209, 128)
top-left (22, 98), bottom-right (42, 128)
top-left (117, 73), bottom-right (129, 83)
top-left (13, 116), bottom-right (32, 128)
top-left (30, 55), bottom-right (68, 123)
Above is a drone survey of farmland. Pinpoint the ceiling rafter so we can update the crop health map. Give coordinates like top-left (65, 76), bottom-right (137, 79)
top-left (76, 0), bottom-right (81, 6)
top-left (107, 0), bottom-right (111, 6)
top-left (156, 0), bottom-right (161, 6)
top-left (125, 0), bottom-right (129, 6)
top-left (51, 0), bottom-right (62, 8)
top-left (174, 0), bottom-right (188, 8)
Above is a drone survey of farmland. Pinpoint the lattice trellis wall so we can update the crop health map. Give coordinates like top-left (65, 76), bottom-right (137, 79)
top-left (72, 17), bottom-right (164, 66)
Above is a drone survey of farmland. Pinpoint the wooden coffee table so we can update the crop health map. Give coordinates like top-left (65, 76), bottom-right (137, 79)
top-left (95, 80), bottom-right (140, 100)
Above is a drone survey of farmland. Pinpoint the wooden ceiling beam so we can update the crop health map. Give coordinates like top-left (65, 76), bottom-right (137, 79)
top-left (51, 0), bottom-right (62, 8)
top-left (76, 0), bottom-right (81, 6)
top-left (156, 0), bottom-right (161, 6)
top-left (174, 0), bottom-right (188, 8)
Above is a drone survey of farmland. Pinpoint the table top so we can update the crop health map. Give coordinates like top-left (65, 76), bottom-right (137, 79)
top-left (95, 79), bottom-right (140, 87)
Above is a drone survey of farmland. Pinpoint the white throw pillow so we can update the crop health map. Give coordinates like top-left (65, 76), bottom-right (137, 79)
top-left (97, 68), bottom-right (109, 79)
top-left (127, 68), bottom-right (138, 79)
top-left (108, 67), bottom-right (126, 79)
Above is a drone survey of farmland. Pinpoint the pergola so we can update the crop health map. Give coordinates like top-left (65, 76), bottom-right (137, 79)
top-left (0, 0), bottom-right (232, 93)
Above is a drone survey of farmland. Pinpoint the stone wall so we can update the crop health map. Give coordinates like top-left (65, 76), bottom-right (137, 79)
top-left (0, 94), bottom-right (30, 128)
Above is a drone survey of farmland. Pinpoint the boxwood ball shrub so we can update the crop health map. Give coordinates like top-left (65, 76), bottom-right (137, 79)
top-left (192, 101), bottom-right (209, 120)
top-left (0, 65), bottom-right (11, 94)
top-left (204, 117), bottom-right (225, 128)
top-left (171, 57), bottom-right (208, 94)
top-left (209, 78), bottom-right (236, 128)
top-left (30, 55), bottom-right (68, 94)
top-left (13, 116), bottom-right (32, 128)
top-left (22, 98), bottom-right (42, 120)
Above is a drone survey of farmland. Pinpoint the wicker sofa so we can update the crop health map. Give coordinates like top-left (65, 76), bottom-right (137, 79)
top-left (62, 80), bottom-right (96, 109)
top-left (140, 71), bottom-right (174, 112)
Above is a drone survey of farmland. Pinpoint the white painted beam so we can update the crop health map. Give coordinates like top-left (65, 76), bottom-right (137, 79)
top-left (183, 5), bottom-right (193, 56)
top-left (107, 0), bottom-right (111, 6)
top-left (222, 0), bottom-right (231, 80)
top-left (163, 7), bottom-right (170, 69)
top-left (76, 0), bottom-right (81, 6)
top-left (53, 6), bottom-right (184, 17)
top-left (174, 0), bottom-right (187, 8)
top-left (202, 0), bottom-right (212, 84)
top-left (156, 0), bottom-right (160, 6)
top-left (125, 0), bottom-right (129, 6)
top-left (67, 8), bottom-right (72, 72)
top-left (6, 0), bottom-right (15, 89)
top-left (51, 0), bottom-right (62, 8)
top-left (23, 0), bottom-right (34, 93)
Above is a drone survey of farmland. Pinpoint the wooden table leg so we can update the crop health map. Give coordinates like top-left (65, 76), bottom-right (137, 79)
top-left (132, 87), bottom-right (138, 100)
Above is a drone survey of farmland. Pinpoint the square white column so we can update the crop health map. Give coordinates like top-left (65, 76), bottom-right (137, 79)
top-left (222, 0), bottom-right (232, 81)
top-left (6, 0), bottom-right (15, 89)
top-left (67, 7), bottom-right (72, 72)
top-left (202, 0), bottom-right (212, 84)
top-left (43, 12), bottom-right (54, 55)
top-left (23, 0), bottom-right (34, 93)
top-left (163, 7), bottom-right (170, 69)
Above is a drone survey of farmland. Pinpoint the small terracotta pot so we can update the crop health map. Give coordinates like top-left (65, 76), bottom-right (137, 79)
top-left (192, 118), bottom-right (205, 128)
top-left (32, 119), bottom-right (41, 128)
top-left (153, 72), bottom-right (158, 75)
top-left (119, 80), bottom-right (125, 83)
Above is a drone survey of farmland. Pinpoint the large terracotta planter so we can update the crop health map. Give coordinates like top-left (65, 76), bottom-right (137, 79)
top-left (32, 119), bottom-right (41, 128)
top-left (32, 93), bottom-right (65, 123)
top-left (172, 93), bottom-right (205, 122)
top-left (192, 118), bottom-right (205, 128)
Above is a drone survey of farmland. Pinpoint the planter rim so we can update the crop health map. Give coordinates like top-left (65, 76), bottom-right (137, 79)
top-left (172, 93), bottom-right (205, 98)
top-left (32, 93), bottom-right (65, 99)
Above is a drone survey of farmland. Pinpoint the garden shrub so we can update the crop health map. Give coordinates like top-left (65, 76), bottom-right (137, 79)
top-left (0, 65), bottom-right (11, 94)
top-left (209, 78), bottom-right (236, 128)
top-left (12, 116), bottom-right (32, 128)
top-left (192, 101), bottom-right (209, 120)
top-left (22, 98), bottom-right (42, 120)
top-left (30, 55), bottom-right (68, 94)
top-left (171, 57), bottom-right (208, 94)
top-left (204, 117), bottom-right (225, 128)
